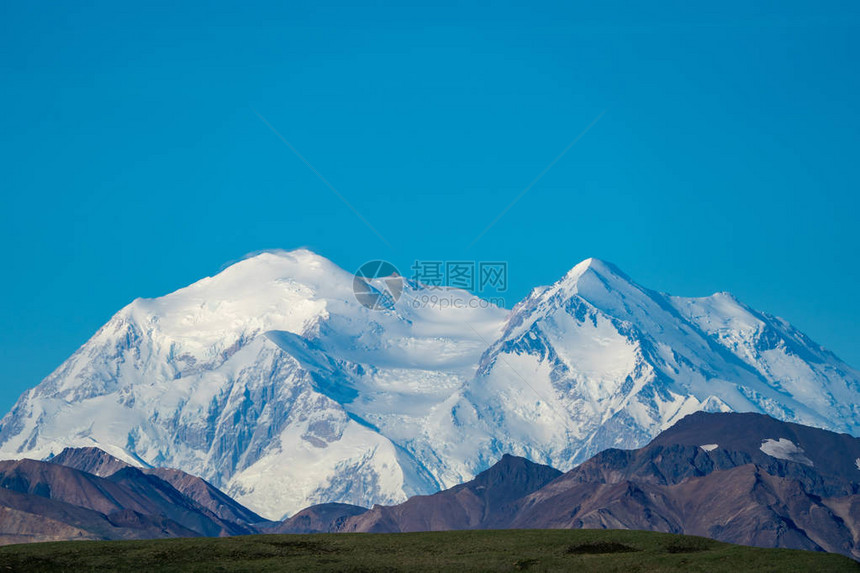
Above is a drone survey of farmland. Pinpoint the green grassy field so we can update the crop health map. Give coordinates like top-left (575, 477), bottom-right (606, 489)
top-left (0, 529), bottom-right (856, 572)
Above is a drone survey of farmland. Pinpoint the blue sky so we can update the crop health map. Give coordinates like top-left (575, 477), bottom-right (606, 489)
top-left (1, 1), bottom-right (858, 413)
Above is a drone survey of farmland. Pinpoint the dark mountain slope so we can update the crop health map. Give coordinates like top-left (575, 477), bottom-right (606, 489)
top-left (0, 457), bottom-right (254, 543)
top-left (338, 454), bottom-right (561, 533)
top-left (508, 412), bottom-right (860, 559)
top-left (145, 467), bottom-right (266, 526)
top-left (272, 503), bottom-right (368, 534)
top-left (48, 447), bottom-right (266, 526)
top-left (326, 413), bottom-right (860, 559)
top-left (48, 447), bottom-right (134, 477)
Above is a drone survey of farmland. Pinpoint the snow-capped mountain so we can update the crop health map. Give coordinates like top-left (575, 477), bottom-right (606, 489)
top-left (0, 250), bottom-right (857, 520)
top-left (0, 250), bottom-right (506, 519)
top-left (452, 258), bottom-right (860, 471)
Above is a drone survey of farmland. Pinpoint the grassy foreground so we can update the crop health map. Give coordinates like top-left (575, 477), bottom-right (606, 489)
top-left (0, 529), bottom-right (856, 572)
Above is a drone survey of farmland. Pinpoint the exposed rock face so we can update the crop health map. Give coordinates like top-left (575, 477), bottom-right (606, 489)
top-left (48, 446), bottom-right (134, 477)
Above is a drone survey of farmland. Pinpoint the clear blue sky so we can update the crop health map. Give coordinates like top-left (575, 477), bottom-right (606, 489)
top-left (1, 1), bottom-right (858, 413)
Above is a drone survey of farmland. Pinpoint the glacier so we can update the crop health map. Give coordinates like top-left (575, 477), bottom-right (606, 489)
top-left (0, 249), bottom-right (857, 520)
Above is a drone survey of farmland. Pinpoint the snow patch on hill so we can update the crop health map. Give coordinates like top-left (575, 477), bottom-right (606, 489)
top-left (760, 438), bottom-right (814, 467)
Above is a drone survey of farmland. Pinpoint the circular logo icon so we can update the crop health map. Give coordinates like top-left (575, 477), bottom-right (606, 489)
top-left (353, 260), bottom-right (403, 310)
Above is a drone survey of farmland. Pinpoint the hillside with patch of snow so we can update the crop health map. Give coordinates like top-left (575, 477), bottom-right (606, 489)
top-left (0, 250), bottom-right (857, 519)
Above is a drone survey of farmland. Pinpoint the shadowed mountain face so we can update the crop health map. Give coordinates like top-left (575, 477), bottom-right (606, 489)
top-left (556, 411), bottom-right (860, 491)
top-left (337, 455), bottom-right (562, 533)
top-left (0, 485), bottom-right (199, 545)
top-left (270, 454), bottom-right (560, 534)
top-left (505, 413), bottom-right (860, 559)
top-left (0, 450), bottom-right (266, 545)
top-left (47, 447), bottom-right (266, 526)
top-left (48, 447), bottom-right (135, 477)
top-left (144, 468), bottom-right (265, 526)
top-left (271, 503), bottom-right (369, 534)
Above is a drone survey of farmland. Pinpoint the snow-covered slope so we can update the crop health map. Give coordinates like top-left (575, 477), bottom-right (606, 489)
top-left (0, 250), bottom-right (857, 519)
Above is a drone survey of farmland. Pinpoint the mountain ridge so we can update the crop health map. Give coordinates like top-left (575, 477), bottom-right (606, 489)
top-left (46, 447), bottom-right (266, 525)
top-left (0, 457), bottom-right (258, 541)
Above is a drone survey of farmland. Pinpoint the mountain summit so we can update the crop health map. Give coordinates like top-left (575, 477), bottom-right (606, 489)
top-left (0, 250), bottom-right (857, 519)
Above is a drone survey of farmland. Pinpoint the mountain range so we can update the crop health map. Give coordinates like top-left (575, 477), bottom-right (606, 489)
top-left (303, 412), bottom-right (860, 560)
top-left (0, 249), bottom-right (858, 520)
top-left (2, 412), bottom-right (858, 559)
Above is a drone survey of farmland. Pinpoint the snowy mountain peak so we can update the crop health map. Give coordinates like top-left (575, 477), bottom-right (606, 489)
top-left (546, 257), bottom-right (646, 311)
top-left (563, 257), bottom-right (626, 281)
top-left (118, 248), bottom-right (365, 355)
top-left (500, 257), bottom-right (652, 342)
top-left (167, 248), bottom-right (350, 296)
